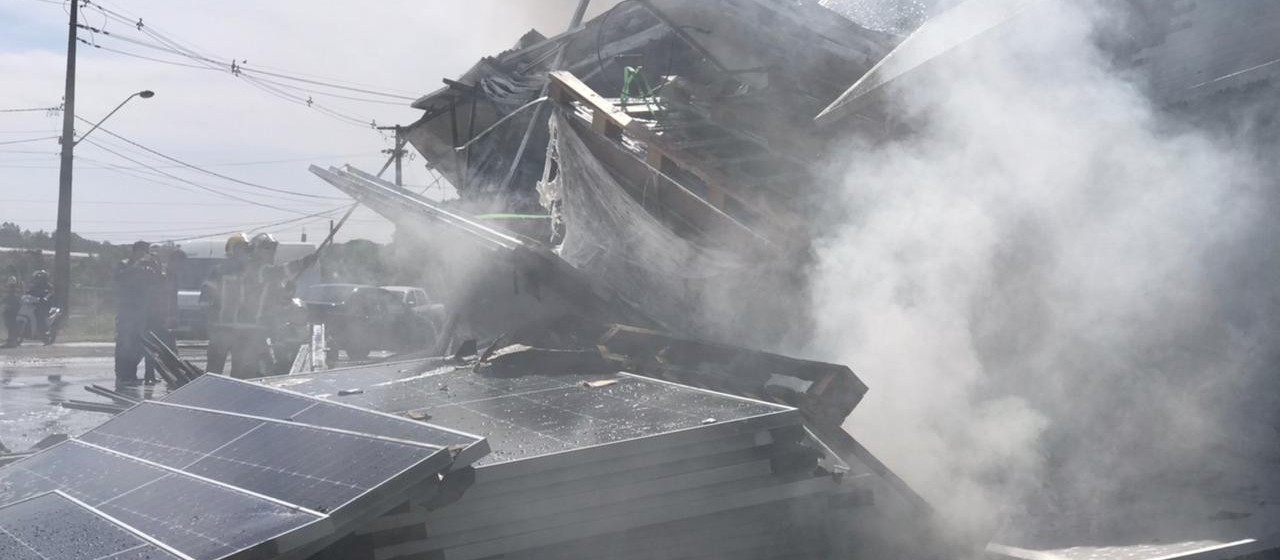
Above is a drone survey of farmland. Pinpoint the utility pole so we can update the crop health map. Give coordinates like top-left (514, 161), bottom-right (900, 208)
top-left (53, 0), bottom-right (78, 313)
top-left (376, 125), bottom-right (407, 190)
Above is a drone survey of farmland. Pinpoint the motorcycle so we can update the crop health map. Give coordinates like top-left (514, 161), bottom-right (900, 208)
top-left (12, 295), bottom-right (62, 346)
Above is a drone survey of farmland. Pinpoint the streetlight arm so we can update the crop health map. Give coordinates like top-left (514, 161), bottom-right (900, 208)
top-left (71, 90), bottom-right (153, 147)
top-left (73, 93), bottom-right (137, 147)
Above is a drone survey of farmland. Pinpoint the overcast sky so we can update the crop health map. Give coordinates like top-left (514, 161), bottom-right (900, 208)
top-left (0, 0), bottom-right (613, 245)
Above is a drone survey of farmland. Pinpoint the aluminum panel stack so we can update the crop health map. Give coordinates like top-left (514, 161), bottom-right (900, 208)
top-left (260, 360), bottom-right (875, 560)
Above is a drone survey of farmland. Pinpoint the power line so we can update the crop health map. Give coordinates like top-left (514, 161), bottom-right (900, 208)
top-left (75, 150), bottom-right (338, 209)
top-left (0, 152), bottom-right (381, 170)
top-left (79, 138), bottom-right (339, 215)
top-left (76, 37), bottom-right (212, 70)
top-left (76, 118), bottom-right (349, 201)
top-left (79, 206), bottom-right (348, 242)
top-left (0, 136), bottom-right (58, 146)
top-left (74, 9), bottom-right (400, 127)
top-left (0, 198), bottom-right (293, 207)
top-left (81, 1), bottom-right (419, 97)
top-left (0, 107), bottom-right (61, 113)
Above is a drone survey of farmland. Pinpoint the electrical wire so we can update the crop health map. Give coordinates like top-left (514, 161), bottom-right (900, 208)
top-left (0, 107), bottom-right (60, 113)
top-left (0, 136), bottom-right (58, 146)
top-left (0, 198), bottom-right (306, 207)
top-left (75, 151), bottom-right (325, 206)
top-left (76, 2), bottom-right (414, 126)
top-left (79, 139), bottom-right (341, 215)
top-left (75, 118), bottom-right (349, 201)
top-left (87, 2), bottom-right (417, 97)
top-left (76, 37), bottom-right (212, 70)
top-left (77, 27), bottom-right (377, 128)
top-left (79, 205), bottom-right (347, 240)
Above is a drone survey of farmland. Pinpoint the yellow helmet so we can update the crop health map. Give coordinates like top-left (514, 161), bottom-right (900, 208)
top-left (225, 232), bottom-right (251, 255)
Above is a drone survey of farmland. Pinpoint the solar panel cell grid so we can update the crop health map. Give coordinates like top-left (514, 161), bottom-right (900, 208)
top-left (0, 442), bottom-right (321, 559)
top-left (263, 367), bottom-right (793, 468)
top-left (165, 375), bottom-right (481, 450)
top-left (80, 402), bottom-right (446, 512)
top-left (0, 492), bottom-right (182, 560)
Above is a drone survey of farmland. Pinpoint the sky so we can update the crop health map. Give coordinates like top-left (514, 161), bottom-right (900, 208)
top-left (0, 0), bottom-right (613, 245)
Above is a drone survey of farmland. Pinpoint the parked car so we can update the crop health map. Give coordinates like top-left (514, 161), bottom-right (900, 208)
top-left (300, 283), bottom-right (435, 360)
top-left (379, 286), bottom-right (446, 327)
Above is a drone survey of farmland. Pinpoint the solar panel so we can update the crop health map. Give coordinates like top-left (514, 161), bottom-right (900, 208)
top-left (0, 441), bottom-right (323, 559)
top-left (0, 491), bottom-right (182, 560)
top-left (78, 402), bottom-right (452, 513)
top-left (164, 375), bottom-right (484, 454)
top-left (261, 365), bottom-right (796, 468)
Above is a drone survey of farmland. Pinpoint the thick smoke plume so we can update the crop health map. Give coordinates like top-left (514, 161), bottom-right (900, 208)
top-left (809, 0), bottom-right (1276, 541)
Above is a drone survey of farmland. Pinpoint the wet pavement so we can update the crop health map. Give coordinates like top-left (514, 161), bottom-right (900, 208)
top-left (0, 355), bottom-right (118, 452)
top-left (0, 342), bottom-right (389, 454)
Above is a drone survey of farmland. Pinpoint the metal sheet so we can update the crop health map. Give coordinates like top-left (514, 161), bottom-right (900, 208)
top-left (165, 375), bottom-right (487, 464)
top-left (0, 441), bottom-right (324, 560)
top-left (0, 491), bottom-right (182, 560)
top-left (78, 401), bottom-right (451, 513)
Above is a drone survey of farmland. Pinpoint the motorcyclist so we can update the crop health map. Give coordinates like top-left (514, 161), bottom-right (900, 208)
top-left (200, 233), bottom-right (255, 377)
top-left (2, 266), bottom-right (21, 347)
top-left (26, 270), bottom-right (52, 340)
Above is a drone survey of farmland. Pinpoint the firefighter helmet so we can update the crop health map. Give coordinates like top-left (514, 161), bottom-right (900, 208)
top-left (225, 233), bottom-right (251, 256)
top-left (250, 232), bottom-right (279, 251)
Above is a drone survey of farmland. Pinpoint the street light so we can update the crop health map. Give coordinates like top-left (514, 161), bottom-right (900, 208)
top-left (73, 90), bottom-right (156, 147)
top-left (52, 89), bottom-right (155, 317)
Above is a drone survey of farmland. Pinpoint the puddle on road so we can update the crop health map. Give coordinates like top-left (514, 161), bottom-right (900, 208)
top-left (0, 360), bottom-right (117, 453)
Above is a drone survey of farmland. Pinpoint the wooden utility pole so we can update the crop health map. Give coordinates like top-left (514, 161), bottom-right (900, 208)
top-left (376, 125), bottom-right (407, 189)
top-left (53, 0), bottom-right (78, 312)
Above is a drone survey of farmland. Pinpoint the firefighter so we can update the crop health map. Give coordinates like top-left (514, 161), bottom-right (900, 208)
top-left (201, 233), bottom-right (255, 376)
top-left (246, 233), bottom-right (317, 375)
top-left (114, 241), bottom-right (159, 385)
top-left (2, 266), bottom-right (21, 348)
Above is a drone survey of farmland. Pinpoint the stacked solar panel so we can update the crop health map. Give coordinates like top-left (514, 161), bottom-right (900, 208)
top-left (260, 360), bottom-right (877, 560)
top-left (0, 374), bottom-right (486, 560)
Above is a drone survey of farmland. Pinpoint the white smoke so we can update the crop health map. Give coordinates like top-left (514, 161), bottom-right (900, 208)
top-left (808, 0), bottom-right (1270, 541)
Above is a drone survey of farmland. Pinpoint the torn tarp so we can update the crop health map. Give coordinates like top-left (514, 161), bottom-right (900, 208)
top-left (543, 110), bottom-right (813, 347)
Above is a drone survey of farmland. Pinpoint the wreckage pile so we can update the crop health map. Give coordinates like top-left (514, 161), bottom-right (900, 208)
top-left (35, 0), bottom-right (1280, 558)
top-left (0, 2), bottom-right (950, 558)
top-left (265, 351), bottom-right (856, 560)
top-left (0, 328), bottom-right (938, 560)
